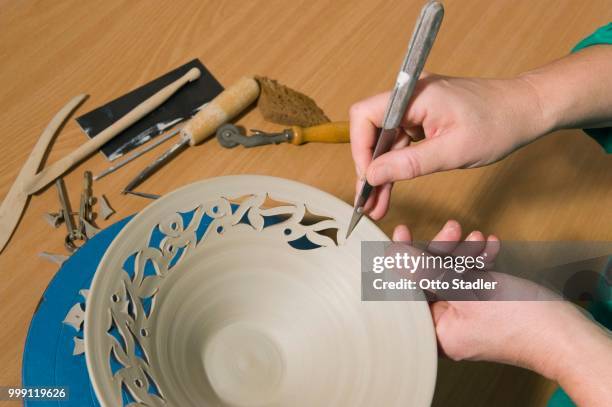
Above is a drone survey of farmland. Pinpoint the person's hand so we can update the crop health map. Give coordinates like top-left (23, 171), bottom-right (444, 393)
top-left (350, 74), bottom-right (551, 219)
top-left (392, 220), bottom-right (612, 406)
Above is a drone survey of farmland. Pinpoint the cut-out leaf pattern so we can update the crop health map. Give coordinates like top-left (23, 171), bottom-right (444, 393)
top-left (138, 276), bottom-right (161, 298)
top-left (97, 192), bottom-right (341, 405)
top-left (63, 303), bottom-right (85, 331)
top-left (73, 337), bottom-right (85, 355)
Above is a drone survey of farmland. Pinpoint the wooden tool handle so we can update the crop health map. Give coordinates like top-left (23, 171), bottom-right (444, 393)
top-left (290, 121), bottom-right (350, 145)
top-left (25, 67), bottom-right (201, 194)
top-left (183, 76), bottom-right (260, 146)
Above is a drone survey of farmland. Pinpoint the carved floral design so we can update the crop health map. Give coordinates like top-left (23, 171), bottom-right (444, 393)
top-left (94, 194), bottom-right (339, 406)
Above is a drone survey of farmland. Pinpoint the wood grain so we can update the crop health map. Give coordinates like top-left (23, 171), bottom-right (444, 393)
top-left (0, 1), bottom-right (610, 406)
top-left (26, 67), bottom-right (201, 194)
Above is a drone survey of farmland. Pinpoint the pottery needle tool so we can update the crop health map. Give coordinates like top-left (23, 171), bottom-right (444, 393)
top-left (0, 68), bottom-right (201, 254)
top-left (107, 117), bottom-right (184, 161)
top-left (216, 122), bottom-right (350, 148)
top-left (122, 77), bottom-right (260, 194)
top-left (124, 190), bottom-right (161, 200)
top-left (107, 101), bottom-right (209, 162)
top-left (77, 59), bottom-right (223, 160)
top-left (346, 0), bottom-right (444, 239)
top-left (94, 128), bottom-right (180, 181)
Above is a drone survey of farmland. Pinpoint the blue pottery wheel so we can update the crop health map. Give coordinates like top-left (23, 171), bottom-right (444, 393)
top-left (22, 202), bottom-right (339, 406)
top-left (22, 217), bottom-right (132, 407)
top-left (22, 204), bottom-right (254, 406)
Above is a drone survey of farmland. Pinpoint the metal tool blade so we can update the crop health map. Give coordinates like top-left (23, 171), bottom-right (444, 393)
top-left (346, 128), bottom-right (396, 239)
top-left (124, 190), bottom-right (161, 200)
top-left (346, 1), bottom-right (444, 239)
top-left (346, 207), bottom-right (364, 239)
top-left (107, 118), bottom-right (183, 161)
top-left (122, 135), bottom-right (190, 193)
top-left (94, 129), bottom-right (180, 181)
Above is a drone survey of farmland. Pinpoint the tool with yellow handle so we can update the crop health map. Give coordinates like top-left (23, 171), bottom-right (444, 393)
top-left (216, 121), bottom-right (350, 148)
top-left (123, 77), bottom-right (260, 193)
top-left (289, 121), bottom-right (349, 145)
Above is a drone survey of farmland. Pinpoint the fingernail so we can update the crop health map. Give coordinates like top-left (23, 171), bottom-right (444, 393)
top-left (444, 220), bottom-right (459, 230)
top-left (356, 166), bottom-right (365, 180)
top-left (466, 231), bottom-right (480, 241)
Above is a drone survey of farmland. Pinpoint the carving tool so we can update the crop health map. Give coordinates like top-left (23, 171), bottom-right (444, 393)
top-left (55, 177), bottom-right (82, 253)
top-left (124, 190), bottom-right (160, 200)
top-left (58, 171), bottom-right (100, 251)
top-left (77, 59), bottom-right (222, 160)
top-left (93, 129), bottom-right (180, 181)
top-left (216, 122), bottom-right (350, 148)
top-left (76, 171), bottom-right (95, 232)
top-left (122, 76), bottom-right (260, 193)
top-left (107, 117), bottom-right (183, 161)
top-left (346, 0), bottom-right (444, 239)
top-left (0, 68), bottom-right (201, 253)
top-left (26, 68), bottom-right (201, 195)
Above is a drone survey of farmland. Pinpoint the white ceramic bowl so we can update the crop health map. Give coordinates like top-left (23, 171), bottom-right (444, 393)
top-left (85, 175), bottom-right (436, 406)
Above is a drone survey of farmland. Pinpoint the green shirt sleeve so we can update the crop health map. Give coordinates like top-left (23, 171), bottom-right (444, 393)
top-left (571, 23), bottom-right (612, 153)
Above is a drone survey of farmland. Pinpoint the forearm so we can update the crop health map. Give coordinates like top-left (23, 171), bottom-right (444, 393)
top-left (519, 45), bottom-right (612, 135)
top-left (552, 307), bottom-right (612, 406)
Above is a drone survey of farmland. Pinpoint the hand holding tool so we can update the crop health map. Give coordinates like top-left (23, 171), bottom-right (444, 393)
top-left (216, 122), bottom-right (350, 148)
top-left (123, 77), bottom-right (260, 193)
top-left (346, 1), bottom-right (444, 239)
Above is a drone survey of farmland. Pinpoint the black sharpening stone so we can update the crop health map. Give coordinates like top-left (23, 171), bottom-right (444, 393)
top-left (76, 59), bottom-right (223, 160)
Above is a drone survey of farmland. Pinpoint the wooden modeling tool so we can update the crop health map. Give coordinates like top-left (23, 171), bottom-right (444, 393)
top-left (346, 1), bottom-right (444, 239)
top-left (77, 59), bottom-right (222, 160)
top-left (216, 122), bottom-right (350, 148)
top-left (123, 77), bottom-right (260, 193)
top-left (0, 68), bottom-right (201, 253)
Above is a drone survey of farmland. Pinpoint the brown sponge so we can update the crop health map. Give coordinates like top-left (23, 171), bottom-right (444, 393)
top-left (255, 76), bottom-right (329, 127)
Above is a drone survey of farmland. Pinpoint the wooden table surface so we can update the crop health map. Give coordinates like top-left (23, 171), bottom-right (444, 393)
top-left (1, 1), bottom-right (610, 405)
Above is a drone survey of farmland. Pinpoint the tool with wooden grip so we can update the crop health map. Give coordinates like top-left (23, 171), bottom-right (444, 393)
top-left (345, 0), bottom-right (444, 239)
top-left (123, 77), bottom-right (260, 193)
top-left (216, 121), bottom-right (350, 148)
top-left (0, 68), bottom-right (202, 254)
top-left (25, 68), bottom-right (201, 194)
